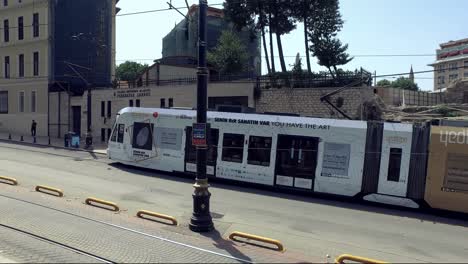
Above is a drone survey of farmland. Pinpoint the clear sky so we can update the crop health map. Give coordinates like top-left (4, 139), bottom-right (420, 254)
top-left (115, 0), bottom-right (468, 91)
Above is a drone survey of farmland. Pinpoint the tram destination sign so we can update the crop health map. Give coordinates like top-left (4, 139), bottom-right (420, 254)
top-left (192, 123), bottom-right (208, 147)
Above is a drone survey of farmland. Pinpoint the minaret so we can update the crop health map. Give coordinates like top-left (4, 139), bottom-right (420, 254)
top-left (409, 65), bottom-right (415, 83)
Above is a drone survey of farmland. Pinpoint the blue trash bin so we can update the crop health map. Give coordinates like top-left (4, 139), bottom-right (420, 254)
top-left (71, 134), bottom-right (80, 148)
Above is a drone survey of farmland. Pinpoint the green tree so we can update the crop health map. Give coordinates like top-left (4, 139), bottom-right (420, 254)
top-left (310, 37), bottom-right (353, 78)
top-left (207, 31), bottom-right (249, 75)
top-left (377, 79), bottom-right (391, 86)
top-left (268, 0), bottom-right (297, 73)
top-left (292, 0), bottom-right (320, 74)
top-left (224, 0), bottom-right (271, 74)
top-left (391, 77), bottom-right (419, 91)
top-left (307, 0), bottom-right (352, 78)
top-left (291, 53), bottom-right (303, 74)
top-left (115, 61), bottom-right (148, 81)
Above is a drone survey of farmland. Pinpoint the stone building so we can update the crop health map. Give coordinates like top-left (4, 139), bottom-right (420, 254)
top-left (0, 0), bottom-right (118, 138)
top-left (429, 38), bottom-right (468, 91)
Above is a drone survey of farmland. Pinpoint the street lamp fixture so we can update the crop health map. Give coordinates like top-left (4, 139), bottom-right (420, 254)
top-left (189, 0), bottom-right (214, 232)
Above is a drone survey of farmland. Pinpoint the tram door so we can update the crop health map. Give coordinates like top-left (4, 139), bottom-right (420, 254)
top-left (274, 135), bottom-right (319, 190)
top-left (184, 127), bottom-right (219, 176)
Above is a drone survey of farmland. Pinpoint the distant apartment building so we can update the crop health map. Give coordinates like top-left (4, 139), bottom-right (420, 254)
top-left (0, 0), bottom-right (118, 137)
top-left (161, 5), bottom-right (261, 77)
top-left (429, 38), bottom-right (468, 91)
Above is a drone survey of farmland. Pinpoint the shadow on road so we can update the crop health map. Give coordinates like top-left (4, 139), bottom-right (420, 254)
top-left (109, 162), bottom-right (468, 229)
top-left (200, 228), bottom-right (252, 263)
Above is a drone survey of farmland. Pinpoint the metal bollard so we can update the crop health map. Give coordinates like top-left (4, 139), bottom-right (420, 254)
top-left (20, 136), bottom-right (24, 141)
top-left (48, 137), bottom-right (51, 145)
top-left (33, 137), bottom-right (36, 143)
top-left (8, 134), bottom-right (11, 140)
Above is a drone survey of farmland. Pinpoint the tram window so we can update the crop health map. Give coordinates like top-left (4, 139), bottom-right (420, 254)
top-left (387, 148), bottom-right (402, 182)
top-left (222, 133), bottom-right (244, 163)
top-left (117, 124), bottom-right (125, 143)
top-left (110, 126), bottom-right (117, 142)
top-left (207, 129), bottom-right (219, 163)
top-left (247, 136), bottom-right (272, 166)
top-left (132, 122), bottom-right (154, 150)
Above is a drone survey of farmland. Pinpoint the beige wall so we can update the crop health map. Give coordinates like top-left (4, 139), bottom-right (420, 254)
top-left (376, 86), bottom-right (445, 106)
top-left (256, 87), bottom-right (374, 119)
top-left (0, 0), bottom-right (50, 137)
top-left (71, 82), bottom-right (254, 142)
top-left (0, 80), bottom-right (48, 136)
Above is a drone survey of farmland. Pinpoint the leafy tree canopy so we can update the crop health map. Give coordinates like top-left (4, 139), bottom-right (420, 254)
top-left (207, 31), bottom-right (249, 75)
top-left (116, 61), bottom-right (148, 81)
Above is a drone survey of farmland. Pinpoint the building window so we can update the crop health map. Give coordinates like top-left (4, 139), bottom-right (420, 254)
top-left (33, 52), bottom-right (39, 76)
top-left (449, 62), bottom-right (458, 71)
top-left (3, 19), bottom-right (9, 42)
top-left (31, 91), bottom-right (36, 112)
top-left (464, 61), bottom-right (468, 68)
top-left (110, 125), bottom-right (118, 142)
top-left (19, 91), bottom-right (24, 112)
top-left (160, 98), bottom-right (165, 108)
top-left (247, 136), bottom-right (272, 166)
top-left (33, 13), bottom-right (39, 38)
top-left (464, 72), bottom-right (468, 78)
top-left (136, 99), bottom-right (140, 107)
top-left (107, 101), bottom-right (111, 117)
top-left (132, 122), bottom-right (154, 150)
top-left (117, 124), bottom-right (124, 143)
top-left (18, 16), bottom-right (23, 40)
top-left (101, 101), bottom-right (105, 117)
top-left (18, 54), bottom-right (24, 77)
top-left (222, 133), bottom-right (245, 163)
top-left (387, 148), bottom-right (402, 182)
top-left (437, 76), bottom-right (445, 84)
top-left (449, 74), bottom-right (459, 83)
top-left (129, 100), bottom-right (133, 107)
top-left (168, 98), bottom-right (173, 108)
top-left (4, 56), bottom-right (10, 78)
top-left (0, 91), bottom-right (8, 114)
top-left (101, 128), bottom-right (106, 142)
top-left (3, 0), bottom-right (7, 7)
top-left (437, 64), bottom-right (445, 73)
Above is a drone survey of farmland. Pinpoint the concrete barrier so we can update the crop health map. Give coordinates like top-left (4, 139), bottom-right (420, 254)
top-left (35, 185), bottom-right (64, 197)
top-left (0, 176), bottom-right (18, 186)
top-left (136, 210), bottom-right (178, 226)
top-left (335, 254), bottom-right (387, 264)
top-left (85, 197), bottom-right (120, 212)
top-left (228, 231), bottom-right (284, 252)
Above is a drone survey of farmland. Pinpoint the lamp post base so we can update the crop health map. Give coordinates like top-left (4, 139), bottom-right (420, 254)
top-left (189, 180), bottom-right (214, 232)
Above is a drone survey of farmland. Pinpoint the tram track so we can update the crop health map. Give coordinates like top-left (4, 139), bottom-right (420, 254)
top-left (0, 223), bottom-right (114, 263)
top-left (0, 193), bottom-right (252, 264)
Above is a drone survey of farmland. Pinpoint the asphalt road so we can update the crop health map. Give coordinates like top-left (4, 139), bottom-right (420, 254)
top-left (1, 141), bottom-right (468, 263)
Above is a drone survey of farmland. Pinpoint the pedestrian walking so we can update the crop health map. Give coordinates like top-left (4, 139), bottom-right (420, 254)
top-left (31, 120), bottom-right (37, 137)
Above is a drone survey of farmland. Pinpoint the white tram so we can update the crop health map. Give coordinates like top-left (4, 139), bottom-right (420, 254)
top-left (108, 107), bottom-right (429, 209)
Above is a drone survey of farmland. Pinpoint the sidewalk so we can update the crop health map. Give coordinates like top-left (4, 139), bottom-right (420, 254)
top-left (0, 256), bottom-right (15, 263)
top-left (0, 132), bottom-right (107, 155)
top-left (0, 184), bottom-right (314, 263)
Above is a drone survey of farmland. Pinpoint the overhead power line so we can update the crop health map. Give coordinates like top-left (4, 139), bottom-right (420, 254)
top-left (116, 3), bottom-right (223, 17)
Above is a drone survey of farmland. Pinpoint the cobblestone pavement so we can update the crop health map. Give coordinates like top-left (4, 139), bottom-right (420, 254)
top-left (0, 185), bottom-right (312, 263)
top-left (0, 225), bottom-right (102, 263)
